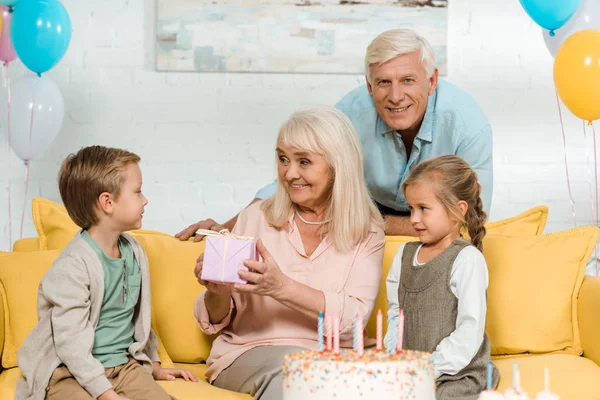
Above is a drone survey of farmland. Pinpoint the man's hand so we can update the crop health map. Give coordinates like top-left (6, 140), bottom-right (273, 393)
top-left (175, 219), bottom-right (225, 242)
top-left (152, 362), bottom-right (198, 382)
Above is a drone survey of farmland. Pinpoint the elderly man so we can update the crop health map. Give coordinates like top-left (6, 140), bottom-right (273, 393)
top-left (177, 29), bottom-right (492, 239)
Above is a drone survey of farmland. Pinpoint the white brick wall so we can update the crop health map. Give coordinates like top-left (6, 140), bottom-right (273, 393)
top-left (0, 0), bottom-right (596, 250)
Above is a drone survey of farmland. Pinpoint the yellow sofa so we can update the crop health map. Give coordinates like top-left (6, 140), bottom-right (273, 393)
top-left (1, 200), bottom-right (600, 400)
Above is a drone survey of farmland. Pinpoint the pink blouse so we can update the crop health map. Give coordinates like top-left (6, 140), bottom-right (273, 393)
top-left (194, 202), bottom-right (385, 382)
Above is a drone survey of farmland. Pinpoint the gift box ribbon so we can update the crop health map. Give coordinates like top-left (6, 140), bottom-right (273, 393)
top-left (196, 229), bottom-right (255, 282)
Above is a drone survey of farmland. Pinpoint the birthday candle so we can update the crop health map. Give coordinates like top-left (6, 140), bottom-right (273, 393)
top-left (396, 309), bottom-right (404, 353)
top-left (326, 315), bottom-right (332, 352)
top-left (513, 361), bottom-right (520, 389)
top-left (353, 315), bottom-right (358, 351)
top-left (376, 309), bottom-right (383, 351)
top-left (333, 315), bottom-right (340, 354)
top-left (389, 316), bottom-right (397, 354)
top-left (487, 360), bottom-right (493, 390)
top-left (544, 367), bottom-right (549, 392)
top-left (318, 312), bottom-right (324, 352)
top-left (357, 313), bottom-right (364, 356)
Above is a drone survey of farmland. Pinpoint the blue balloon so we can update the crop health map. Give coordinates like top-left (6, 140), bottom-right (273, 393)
top-left (520, 0), bottom-right (581, 35)
top-left (11, 0), bottom-right (72, 75)
top-left (0, 0), bottom-right (20, 6)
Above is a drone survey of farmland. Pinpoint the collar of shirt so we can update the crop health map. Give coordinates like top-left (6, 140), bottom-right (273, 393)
top-left (376, 86), bottom-right (438, 144)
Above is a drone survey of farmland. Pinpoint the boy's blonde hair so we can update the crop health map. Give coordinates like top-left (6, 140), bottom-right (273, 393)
top-left (262, 105), bottom-right (383, 252)
top-left (58, 145), bottom-right (141, 229)
top-left (402, 155), bottom-right (487, 251)
top-left (365, 29), bottom-right (436, 83)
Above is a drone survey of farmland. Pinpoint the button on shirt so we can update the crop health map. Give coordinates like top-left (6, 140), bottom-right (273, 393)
top-left (255, 80), bottom-right (493, 214)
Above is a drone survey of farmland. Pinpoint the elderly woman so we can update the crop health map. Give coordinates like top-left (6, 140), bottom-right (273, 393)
top-left (193, 105), bottom-right (385, 400)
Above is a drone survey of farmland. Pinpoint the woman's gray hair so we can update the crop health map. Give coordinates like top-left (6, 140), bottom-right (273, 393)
top-left (365, 29), bottom-right (436, 82)
top-left (262, 105), bottom-right (383, 251)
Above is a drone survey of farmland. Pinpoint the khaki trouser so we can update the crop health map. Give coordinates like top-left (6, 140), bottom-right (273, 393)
top-left (213, 346), bottom-right (307, 400)
top-left (45, 358), bottom-right (172, 400)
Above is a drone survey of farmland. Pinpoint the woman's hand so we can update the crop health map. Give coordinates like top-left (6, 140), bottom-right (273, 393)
top-left (235, 240), bottom-right (290, 298)
top-left (194, 253), bottom-right (233, 296)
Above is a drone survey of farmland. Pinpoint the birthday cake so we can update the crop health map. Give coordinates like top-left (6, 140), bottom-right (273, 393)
top-left (282, 349), bottom-right (436, 400)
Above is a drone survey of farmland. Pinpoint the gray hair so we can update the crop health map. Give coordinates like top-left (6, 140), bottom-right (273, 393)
top-left (365, 29), bottom-right (436, 82)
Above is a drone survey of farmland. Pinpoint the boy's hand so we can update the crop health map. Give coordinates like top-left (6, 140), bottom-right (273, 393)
top-left (152, 363), bottom-right (198, 382)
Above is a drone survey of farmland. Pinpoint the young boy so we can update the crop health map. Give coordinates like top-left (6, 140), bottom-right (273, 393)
top-left (16, 146), bottom-right (197, 400)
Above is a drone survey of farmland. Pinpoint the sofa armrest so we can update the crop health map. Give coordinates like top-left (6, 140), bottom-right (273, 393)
top-left (12, 237), bottom-right (41, 252)
top-left (0, 284), bottom-right (4, 373)
top-left (579, 276), bottom-right (600, 366)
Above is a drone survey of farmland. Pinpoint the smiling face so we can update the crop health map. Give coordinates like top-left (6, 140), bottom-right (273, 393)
top-left (276, 143), bottom-right (332, 211)
top-left (367, 51), bottom-right (438, 135)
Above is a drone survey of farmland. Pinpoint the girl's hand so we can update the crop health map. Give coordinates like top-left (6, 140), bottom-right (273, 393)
top-left (194, 253), bottom-right (234, 296)
top-left (235, 240), bottom-right (290, 298)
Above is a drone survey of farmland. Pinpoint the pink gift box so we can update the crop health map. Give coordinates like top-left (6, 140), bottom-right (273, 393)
top-left (201, 235), bottom-right (258, 284)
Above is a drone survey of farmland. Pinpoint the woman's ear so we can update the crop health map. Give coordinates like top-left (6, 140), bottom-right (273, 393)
top-left (457, 200), bottom-right (468, 218)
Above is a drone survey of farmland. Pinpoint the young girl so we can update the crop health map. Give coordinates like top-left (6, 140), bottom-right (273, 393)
top-left (384, 155), bottom-right (499, 399)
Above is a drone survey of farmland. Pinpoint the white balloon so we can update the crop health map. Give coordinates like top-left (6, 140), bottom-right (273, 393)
top-left (0, 75), bottom-right (64, 162)
top-left (543, 0), bottom-right (600, 57)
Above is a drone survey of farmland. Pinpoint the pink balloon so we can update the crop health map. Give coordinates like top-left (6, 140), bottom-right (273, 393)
top-left (0, 5), bottom-right (17, 65)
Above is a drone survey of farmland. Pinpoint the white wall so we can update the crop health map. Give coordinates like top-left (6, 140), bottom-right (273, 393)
top-left (0, 0), bottom-right (596, 251)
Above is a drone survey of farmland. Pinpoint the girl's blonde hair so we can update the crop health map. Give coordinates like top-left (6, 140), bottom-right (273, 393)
top-left (262, 105), bottom-right (383, 252)
top-left (402, 155), bottom-right (487, 251)
top-left (365, 29), bottom-right (436, 83)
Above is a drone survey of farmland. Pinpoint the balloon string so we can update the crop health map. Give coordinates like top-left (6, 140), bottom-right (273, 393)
top-left (556, 91), bottom-right (576, 226)
top-left (4, 63), bottom-right (11, 249)
top-left (19, 161), bottom-right (30, 239)
top-left (584, 122), bottom-right (599, 276)
top-left (593, 122), bottom-right (600, 277)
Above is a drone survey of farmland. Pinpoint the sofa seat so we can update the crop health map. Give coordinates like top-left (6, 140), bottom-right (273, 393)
top-left (494, 353), bottom-right (600, 399)
top-left (0, 365), bottom-right (253, 400)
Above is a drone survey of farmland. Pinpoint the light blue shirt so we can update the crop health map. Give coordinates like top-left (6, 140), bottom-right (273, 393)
top-left (255, 79), bottom-right (493, 214)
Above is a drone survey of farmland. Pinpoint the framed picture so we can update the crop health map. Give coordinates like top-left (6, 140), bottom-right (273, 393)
top-left (156, 0), bottom-right (448, 74)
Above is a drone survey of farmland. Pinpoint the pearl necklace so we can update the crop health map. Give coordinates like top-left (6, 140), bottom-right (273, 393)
top-left (295, 211), bottom-right (331, 226)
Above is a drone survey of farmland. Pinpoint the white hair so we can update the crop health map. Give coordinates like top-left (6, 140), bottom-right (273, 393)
top-left (365, 29), bottom-right (436, 82)
top-left (262, 105), bottom-right (383, 252)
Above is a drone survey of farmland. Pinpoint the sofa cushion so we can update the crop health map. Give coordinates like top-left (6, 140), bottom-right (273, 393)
top-left (483, 205), bottom-right (548, 236)
top-left (11, 238), bottom-right (40, 252)
top-left (31, 197), bottom-right (169, 250)
top-left (32, 197), bottom-right (80, 251)
top-left (0, 251), bottom-right (60, 368)
top-left (365, 206), bottom-right (549, 339)
top-left (0, 250), bottom-right (173, 369)
top-left (166, 363), bottom-right (253, 399)
top-left (134, 233), bottom-right (212, 364)
top-left (0, 367), bottom-right (23, 399)
top-left (0, 366), bottom-right (253, 400)
top-left (494, 354), bottom-right (600, 399)
top-left (485, 226), bottom-right (600, 357)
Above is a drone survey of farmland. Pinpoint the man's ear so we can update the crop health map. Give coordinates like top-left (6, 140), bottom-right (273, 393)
top-left (428, 68), bottom-right (439, 96)
top-left (366, 74), bottom-right (373, 96)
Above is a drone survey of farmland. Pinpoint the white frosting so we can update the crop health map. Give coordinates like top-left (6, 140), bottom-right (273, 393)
top-left (505, 387), bottom-right (531, 400)
top-left (282, 349), bottom-right (435, 400)
top-left (477, 390), bottom-right (504, 400)
top-left (535, 391), bottom-right (560, 400)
